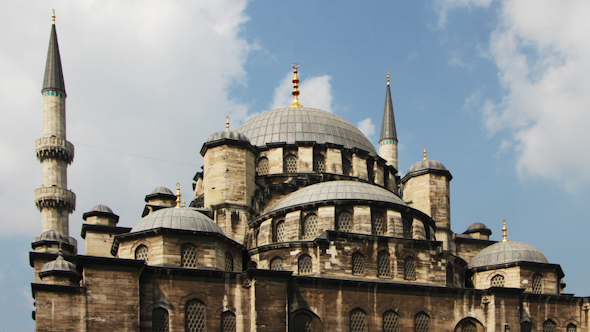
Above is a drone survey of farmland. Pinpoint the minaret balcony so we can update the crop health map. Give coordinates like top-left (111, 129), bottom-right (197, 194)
top-left (35, 136), bottom-right (74, 164)
top-left (34, 186), bottom-right (76, 213)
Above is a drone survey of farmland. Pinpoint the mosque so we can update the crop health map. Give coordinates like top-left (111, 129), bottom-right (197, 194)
top-left (31, 14), bottom-right (588, 332)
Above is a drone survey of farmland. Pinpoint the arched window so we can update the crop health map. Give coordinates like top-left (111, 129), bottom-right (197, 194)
top-left (350, 308), bottom-right (368, 332)
top-left (543, 320), bottom-right (556, 332)
top-left (270, 257), bottom-right (283, 270)
top-left (404, 256), bottom-right (416, 280)
top-left (302, 214), bottom-right (318, 239)
top-left (185, 299), bottom-right (206, 332)
top-left (371, 211), bottom-right (385, 235)
top-left (446, 263), bottom-right (454, 286)
top-left (135, 244), bottom-right (149, 262)
top-left (284, 154), bottom-right (298, 173)
top-left (292, 312), bottom-right (313, 332)
top-left (403, 218), bottom-right (412, 239)
top-left (275, 220), bottom-right (285, 242)
top-left (383, 310), bottom-right (399, 332)
top-left (532, 273), bottom-right (543, 294)
top-left (342, 156), bottom-right (352, 176)
top-left (490, 274), bottom-right (505, 287)
top-left (221, 311), bottom-right (236, 332)
top-left (377, 251), bottom-right (391, 277)
top-left (567, 323), bottom-right (577, 332)
top-left (313, 154), bottom-right (325, 173)
top-left (181, 243), bottom-right (197, 268)
top-left (256, 157), bottom-right (269, 176)
top-left (352, 252), bottom-right (364, 276)
top-left (336, 211), bottom-right (353, 232)
top-left (298, 254), bottom-right (312, 275)
top-left (461, 321), bottom-right (476, 332)
top-left (414, 312), bottom-right (430, 332)
top-left (225, 251), bottom-right (234, 272)
top-left (521, 322), bottom-right (533, 332)
top-left (367, 160), bottom-right (375, 182)
top-left (152, 307), bottom-right (169, 332)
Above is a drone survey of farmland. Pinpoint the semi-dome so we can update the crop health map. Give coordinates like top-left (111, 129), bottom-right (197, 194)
top-left (206, 130), bottom-right (250, 143)
top-left (265, 180), bottom-right (405, 215)
top-left (468, 241), bottom-right (549, 269)
top-left (131, 207), bottom-right (223, 234)
top-left (406, 159), bottom-right (447, 175)
top-left (235, 107), bottom-right (377, 154)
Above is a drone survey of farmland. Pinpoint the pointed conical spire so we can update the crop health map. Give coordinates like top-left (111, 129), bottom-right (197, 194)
top-left (379, 72), bottom-right (397, 142)
top-left (42, 11), bottom-right (66, 94)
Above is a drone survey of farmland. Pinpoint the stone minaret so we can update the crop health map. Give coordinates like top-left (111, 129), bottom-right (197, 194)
top-left (379, 72), bottom-right (398, 170)
top-left (33, 12), bottom-right (76, 254)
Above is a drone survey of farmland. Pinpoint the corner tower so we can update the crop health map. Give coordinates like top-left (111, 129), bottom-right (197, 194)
top-left (33, 12), bottom-right (76, 254)
top-left (379, 72), bottom-right (398, 170)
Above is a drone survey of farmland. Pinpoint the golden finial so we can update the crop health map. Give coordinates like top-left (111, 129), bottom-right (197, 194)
top-left (226, 116), bottom-right (230, 132)
top-left (387, 71), bottom-right (390, 86)
top-left (52, 9), bottom-right (56, 24)
top-left (175, 183), bottom-right (181, 208)
top-left (289, 63), bottom-right (303, 108)
top-left (423, 146), bottom-right (428, 161)
top-left (182, 198), bottom-right (186, 208)
top-left (502, 220), bottom-right (508, 242)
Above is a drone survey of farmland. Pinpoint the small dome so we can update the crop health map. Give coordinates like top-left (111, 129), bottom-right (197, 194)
top-left (151, 187), bottom-right (174, 195)
top-left (467, 222), bottom-right (489, 232)
top-left (206, 130), bottom-right (250, 143)
top-left (41, 255), bottom-right (77, 274)
top-left (131, 207), bottom-right (223, 234)
top-left (90, 204), bottom-right (113, 213)
top-left (33, 230), bottom-right (77, 247)
top-left (468, 241), bottom-right (549, 269)
top-left (265, 180), bottom-right (406, 215)
top-left (406, 159), bottom-right (447, 175)
top-left (235, 107), bottom-right (376, 154)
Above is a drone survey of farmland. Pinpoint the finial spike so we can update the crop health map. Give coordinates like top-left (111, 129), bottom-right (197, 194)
top-left (52, 9), bottom-right (56, 24)
top-left (423, 146), bottom-right (428, 161)
top-left (175, 183), bottom-right (181, 208)
top-left (182, 198), bottom-right (186, 208)
top-left (502, 220), bottom-right (508, 242)
top-left (289, 63), bottom-right (303, 108)
top-left (387, 71), bottom-right (390, 86)
top-left (226, 116), bottom-right (230, 132)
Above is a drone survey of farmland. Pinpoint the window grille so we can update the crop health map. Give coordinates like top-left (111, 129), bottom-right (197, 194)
top-left (181, 243), bottom-right (197, 268)
top-left (567, 323), bottom-right (577, 332)
top-left (313, 154), bottom-right (325, 173)
top-left (446, 264), bottom-right (454, 285)
top-left (377, 251), bottom-right (391, 277)
top-left (543, 320), bottom-right (556, 332)
top-left (532, 273), bottom-right (542, 294)
top-left (186, 299), bottom-right (206, 332)
top-left (383, 310), bottom-right (399, 332)
top-left (302, 214), bottom-right (318, 239)
top-left (135, 245), bottom-right (149, 262)
top-left (414, 312), bottom-right (429, 332)
top-left (352, 253), bottom-right (364, 276)
top-left (292, 312), bottom-right (313, 332)
top-left (152, 308), bottom-right (169, 332)
top-left (225, 252), bottom-right (234, 272)
top-left (342, 156), bottom-right (352, 176)
top-left (221, 311), bottom-right (236, 332)
top-left (372, 212), bottom-right (385, 235)
top-left (298, 254), bottom-right (312, 275)
top-left (275, 220), bottom-right (285, 242)
top-left (490, 274), bottom-right (505, 287)
top-left (270, 257), bottom-right (283, 270)
top-left (350, 308), bottom-right (368, 332)
top-left (403, 219), bottom-right (412, 239)
top-left (257, 157), bottom-right (269, 176)
top-left (337, 211), bottom-right (353, 232)
top-left (461, 321), bottom-right (476, 332)
top-left (521, 322), bottom-right (533, 332)
top-left (404, 256), bottom-right (416, 280)
top-left (284, 154), bottom-right (298, 173)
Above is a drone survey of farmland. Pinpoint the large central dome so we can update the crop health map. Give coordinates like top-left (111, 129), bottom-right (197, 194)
top-left (235, 107), bottom-right (376, 154)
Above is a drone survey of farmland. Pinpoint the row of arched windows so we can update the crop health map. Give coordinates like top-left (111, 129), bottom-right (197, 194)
top-left (135, 244), bottom-right (235, 271)
top-left (152, 299), bottom-right (237, 332)
top-left (521, 320), bottom-right (577, 332)
top-left (490, 273), bottom-right (544, 294)
top-left (256, 154), bottom-right (353, 176)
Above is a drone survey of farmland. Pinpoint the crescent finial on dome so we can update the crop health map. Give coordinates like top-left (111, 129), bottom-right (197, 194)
top-left (175, 183), bottom-right (181, 208)
top-left (290, 63), bottom-right (303, 108)
top-left (502, 219), bottom-right (508, 242)
top-left (226, 116), bottom-right (230, 132)
top-left (52, 9), bottom-right (56, 24)
top-left (423, 146), bottom-right (428, 161)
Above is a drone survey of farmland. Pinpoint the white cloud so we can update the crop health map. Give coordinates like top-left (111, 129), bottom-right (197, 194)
top-left (434, 0), bottom-right (493, 28)
top-left (270, 71), bottom-right (333, 112)
top-left (357, 118), bottom-right (376, 140)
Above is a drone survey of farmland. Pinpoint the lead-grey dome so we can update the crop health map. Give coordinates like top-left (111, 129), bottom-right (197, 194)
top-left (468, 241), bottom-right (549, 269)
top-left (406, 159), bottom-right (447, 175)
top-left (266, 180), bottom-right (405, 215)
top-left (90, 204), bottom-right (113, 213)
top-left (151, 187), bottom-right (173, 195)
top-left (235, 107), bottom-right (376, 154)
top-left (33, 230), bottom-right (78, 247)
top-left (206, 130), bottom-right (250, 143)
top-left (131, 207), bottom-right (223, 234)
top-left (41, 255), bottom-right (77, 274)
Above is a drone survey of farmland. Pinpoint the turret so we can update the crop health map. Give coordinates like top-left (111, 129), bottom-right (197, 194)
top-left (33, 11), bottom-right (76, 254)
top-left (379, 72), bottom-right (398, 170)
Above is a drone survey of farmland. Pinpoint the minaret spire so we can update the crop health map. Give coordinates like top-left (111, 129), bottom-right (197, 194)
top-left (378, 71), bottom-right (398, 169)
top-left (42, 10), bottom-right (66, 95)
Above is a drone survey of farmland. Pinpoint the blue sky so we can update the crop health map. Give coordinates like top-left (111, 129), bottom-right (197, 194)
top-left (2, 1), bottom-right (589, 330)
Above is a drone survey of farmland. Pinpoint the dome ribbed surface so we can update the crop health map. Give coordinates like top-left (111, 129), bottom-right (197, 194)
top-left (151, 187), bottom-right (173, 195)
top-left (206, 130), bottom-right (250, 143)
top-left (468, 241), bottom-right (548, 269)
top-left (131, 208), bottom-right (223, 234)
top-left (34, 230), bottom-right (77, 246)
top-left (90, 204), bottom-right (113, 213)
top-left (235, 107), bottom-right (376, 154)
top-left (41, 255), bottom-right (77, 273)
top-left (266, 181), bottom-right (405, 214)
top-left (406, 159), bottom-right (447, 174)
